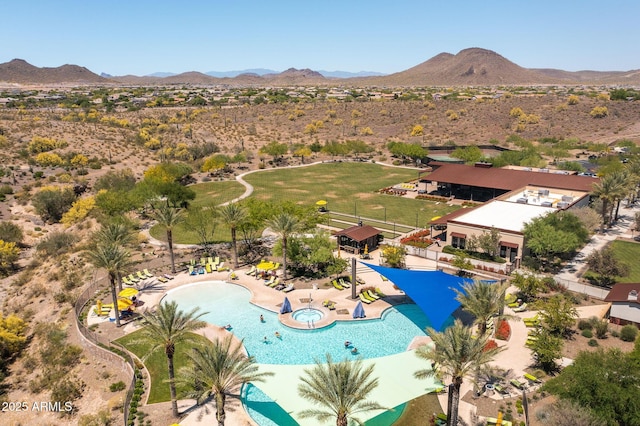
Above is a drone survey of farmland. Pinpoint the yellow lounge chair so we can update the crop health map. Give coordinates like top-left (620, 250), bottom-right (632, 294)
top-left (270, 278), bottom-right (280, 288)
top-left (380, 274), bottom-right (389, 282)
top-left (246, 265), bottom-right (256, 276)
top-left (332, 280), bottom-right (344, 290)
top-left (359, 293), bottom-right (373, 304)
top-left (205, 263), bottom-right (212, 273)
top-left (361, 291), bottom-right (376, 302)
top-left (136, 271), bottom-right (146, 281)
top-left (375, 287), bottom-right (386, 297)
top-left (524, 373), bottom-right (541, 383)
top-left (128, 274), bottom-right (140, 283)
top-left (365, 290), bottom-right (380, 300)
top-left (143, 268), bottom-right (154, 278)
top-left (122, 276), bottom-right (133, 286)
top-left (157, 276), bottom-right (169, 283)
top-left (207, 256), bottom-right (213, 265)
top-left (264, 276), bottom-right (275, 286)
top-left (339, 278), bottom-right (350, 288)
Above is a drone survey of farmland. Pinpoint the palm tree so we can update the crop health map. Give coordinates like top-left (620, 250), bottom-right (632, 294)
top-left (592, 174), bottom-right (616, 232)
top-left (454, 280), bottom-right (511, 336)
top-left (177, 334), bottom-right (273, 425)
top-left (140, 301), bottom-right (207, 418)
top-left (298, 354), bottom-right (385, 426)
top-left (85, 242), bottom-right (131, 327)
top-left (609, 169), bottom-right (630, 222)
top-left (95, 222), bottom-right (135, 291)
top-left (266, 212), bottom-right (301, 279)
top-left (218, 203), bottom-right (247, 268)
top-left (415, 320), bottom-right (503, 426)
top-left (151, 203), bottom-right (184, 273)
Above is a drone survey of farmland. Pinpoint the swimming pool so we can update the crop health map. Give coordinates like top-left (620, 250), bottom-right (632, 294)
top-left (163, 281), bottom-right (431, 365)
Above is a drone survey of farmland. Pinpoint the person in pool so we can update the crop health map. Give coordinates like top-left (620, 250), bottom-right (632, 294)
top-left (344, 340), bottom-right (351, 348)
top-left (351, 347), bottom-right (358, 355)
top-left (260, 314), bottom-right (264, 323)
top-left (275, 331), bottom-right (281, 339)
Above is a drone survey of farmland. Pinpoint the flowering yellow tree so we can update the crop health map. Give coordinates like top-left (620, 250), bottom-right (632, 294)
top-left (61, 196), bottom-right (96, 227)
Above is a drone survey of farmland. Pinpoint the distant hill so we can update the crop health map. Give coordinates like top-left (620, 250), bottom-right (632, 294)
top-left (0, 59), bottom-right (107, 84)
top-left (3, 49), bottom-right (640, 86)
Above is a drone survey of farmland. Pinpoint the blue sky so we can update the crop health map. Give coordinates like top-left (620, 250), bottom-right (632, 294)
top-left (3, 0), bottom-right (639, 76)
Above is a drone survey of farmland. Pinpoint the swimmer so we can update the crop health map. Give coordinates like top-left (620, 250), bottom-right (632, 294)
top-left (224, 324), bottom-right (232, 330)
top-left (275, 331), bottom-right (281, 339)
top-left (351, 347), bottom-right (358, 355)
top-left (344, 340), bottom-right (351, 348)
top-left (263, 336), bottom-right (268, 343)
top-left (260, 314), bottom-right (264, 323)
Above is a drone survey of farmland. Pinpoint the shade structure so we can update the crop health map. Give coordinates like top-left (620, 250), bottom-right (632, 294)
top-left (315, 200), bottom-right (327, 206)
top-left (361, 262), bottom-right (489, 331)
top-left (256, 260), bottom-right (277, 271)
top-left (430, 216), bottom-right (442, 222)
top-left (280, 297), bottom-right (292, 314)
top-left (116, 298), bottom-right (134, 310)
top-left (118, 288), bottom-right (139, 298)
top-left (352, 301), bottom-right (365, 318)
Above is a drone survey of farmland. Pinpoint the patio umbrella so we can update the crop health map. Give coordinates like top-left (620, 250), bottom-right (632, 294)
top-left (118, 288), bottom-right (139, 299)
top-left (280, 297), bottom-right (292, 314)
top-left (256, 260), bottom-right (277, 271)
top-left (364, 244), bottom-right (368, 255)
top-left (352, 301), bottom-right (365, 318)
top-left (116, 298), bottom-right (134, 310)
top-left (315, 200), bottom-right (327, 206)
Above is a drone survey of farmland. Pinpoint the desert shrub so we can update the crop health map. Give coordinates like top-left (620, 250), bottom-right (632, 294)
top-left (109, 381), bottom-right (126, 392)
top-left (620, 325), bottom-right (638, 342)
top-left (611, 329), bottom-right (620, 338)
top-left (78, 410), bottom-right (113, 426)
top-left (36, 231), bottom-right (78, 257)
top-left (587, 339), bottom-right (598, 347)
top-left (581, 329), bottom-right (593, 338)
top-left (51, 377), bottom-right (84, 413)
top-left (594, 320), bottom-right (609, 339)
top-left (32, 186), bottom-right (77, 223)
top-left (577, 319), bottom-right (593, 331)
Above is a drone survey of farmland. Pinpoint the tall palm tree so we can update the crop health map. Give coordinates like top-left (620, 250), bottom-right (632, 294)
top-left (218, 203), bottom-right (247, 268)
top-left (609, 169), bottom-right (630, 222)
top-left (298, 354), bottom-right (385, 426)
top-left (592, 174), bottom-right (617, 232)
top-left (140, 301), bottom-right (207, 418)
top-left (95, 222), bottom-right (135, 291)
top-left (266, 212), bottom-right (301, 279)
top-left (415, 320), bottom-right (503, 426)
top-left (151, 204), bottom-right (184, 273)
top-left (177, 334), bottom-right (273, 426)
top-left (85, 242), bottom-right (131, 327)
top-left (454, 280), bottom-right (511, 336)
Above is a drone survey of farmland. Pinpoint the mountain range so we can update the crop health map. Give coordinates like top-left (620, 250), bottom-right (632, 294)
top-left (2, 48), bottom-right (640, 86)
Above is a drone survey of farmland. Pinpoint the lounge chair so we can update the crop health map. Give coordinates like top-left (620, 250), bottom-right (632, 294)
top-left (356, 276), bottom-right (365, 285)
top-left (505, 293), bottom-right (517, 305)
top-left (283, 283), bottom-right (295, 293)
top-left (207, 256), bottom-right (213, 265)
top-left (524, 373), bottom-right (541, 384)
top-left (375, 287), bottom-right (386, 297)
top-left (339, 278), bottom-right (350, 288)
top-left (143, 268), bottom-right (154, 278)
top-left (494, 384), bottom-right (509, 396)
top-left (164, 273), bottom-right (174, 280)
top-left (190, 259), bottom-right (196, 266)
top-left (359, 293), bottom-right (373, 304)
top-left (523, 314), bottom-right (539, 327)
top-left (230, 272), bottom-right (238, 280)
top-left (513, 302), bottom-right (528, 312)
top-left (264, 276), bottom-right (275, 286)
top-left (205, 263), bottom-right (212, 273)
top-left (246, 265), bottom-right (256, 276)
top-left (332, 280), bottom-right (344, 290)
top-left (380, 274), bottom-right (389, 282)
top-left (270, 278), bottom-right (280, 288)
top-left (510, 379), bottom-right (526, 390)
top-left (273, 262), bottom-right (280, 270)
top-left (128, 274), bottom-right (140, 283)
top-left (362, 291), bottom-right (376, 302)
top-left (216, 262), bottom-right (225, 271)
top-left (198, 267), bottom-right (205, 274)
top-left (365, 290), bottom-right (380, 300)
top-left (200, 257), bottom-right (206, 266)
top-left (122, 276), bottom-right (133, 286)
top-left (214, 256), bottom-right (220, 265)
top-left (137, 271), bottom-right (147, 281)
top-left (188, 265), bottom-right (196, 275)
top-left (327, 303), bottom-right (336, 310)
top-left (434, 413), bottom-right (447, 426)
top-left (157, 276), bottom-right (169, 283)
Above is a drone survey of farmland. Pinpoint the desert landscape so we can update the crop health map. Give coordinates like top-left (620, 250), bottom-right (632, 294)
top-left (1, 45), bottom-right (640, 426)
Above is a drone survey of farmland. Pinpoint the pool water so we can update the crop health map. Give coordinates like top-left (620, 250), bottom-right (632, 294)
top-left (291, 308), bottom-right (323, 323)
top-left (163, 281), bottom-right (431, 365)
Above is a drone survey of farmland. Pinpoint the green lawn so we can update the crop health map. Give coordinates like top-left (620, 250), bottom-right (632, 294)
top-left (610, 240), bottom-right (640, 282)
top-left (115, 329), bottom-right (210, 403)
top-left (152, 163), bottom-right (460, 244)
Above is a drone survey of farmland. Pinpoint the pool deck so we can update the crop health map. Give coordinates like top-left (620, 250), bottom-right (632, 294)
top-left (110, 250), bottom-right (610, 426)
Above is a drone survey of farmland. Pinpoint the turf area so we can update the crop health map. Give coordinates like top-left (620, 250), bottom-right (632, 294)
top-left (610, 240), bottom-right (640, 282)
top-left (115, 329), bottom-right (209, 403)
top-left (152, 162), bottom-right (459, 244)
